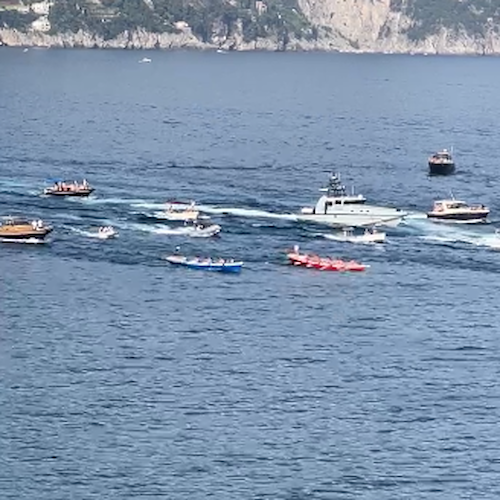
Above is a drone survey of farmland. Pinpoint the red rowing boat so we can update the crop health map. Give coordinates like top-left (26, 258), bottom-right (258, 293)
top-left (287, 246), bottom-right (368, 272)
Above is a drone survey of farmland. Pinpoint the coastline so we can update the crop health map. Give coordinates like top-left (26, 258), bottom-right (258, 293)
top-left (1, 27), bottom-right (500, 56)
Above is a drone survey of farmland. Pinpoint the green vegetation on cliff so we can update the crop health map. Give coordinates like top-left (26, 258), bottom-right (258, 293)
top-left (391, 0), bottom-right (500, 40)
top-left (45, 0), bottom-right (314, 46)
top-left (2, 0), bottom-right (498, 48)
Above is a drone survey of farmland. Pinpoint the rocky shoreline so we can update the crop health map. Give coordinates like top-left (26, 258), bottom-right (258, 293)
top-left (2, 27), bottom-right (500, 55)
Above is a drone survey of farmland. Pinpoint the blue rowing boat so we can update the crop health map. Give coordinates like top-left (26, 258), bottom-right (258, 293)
top-left (165, 255), bottom-right (243, 273)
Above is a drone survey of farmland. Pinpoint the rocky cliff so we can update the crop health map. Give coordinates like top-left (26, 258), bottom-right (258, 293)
top-left (1, 0), bottom-right (500, 54)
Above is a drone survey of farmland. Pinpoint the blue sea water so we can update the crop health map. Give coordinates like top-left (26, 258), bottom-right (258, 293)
top-left (1, 48), bottom-right (500, 499)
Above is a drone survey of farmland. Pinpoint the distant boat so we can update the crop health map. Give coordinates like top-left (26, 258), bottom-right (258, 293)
top-left (428, 149), bottom-right (455, 175)
top-left (139, 57), bottom-right (152, 63)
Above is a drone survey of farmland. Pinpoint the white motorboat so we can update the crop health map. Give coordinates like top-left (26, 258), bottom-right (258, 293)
top-left (160, 201), bottom-right (200, 221)
top-left (187, 221), bottom-right (221, 238)
top-left (97, 226), bottom-right (118, 239)
top-left (297, 173), bottom-right (407, 228)
top-left (325, 226), bottom-right (386, 244)
top-left (427, 199), bottom-right (489, 223)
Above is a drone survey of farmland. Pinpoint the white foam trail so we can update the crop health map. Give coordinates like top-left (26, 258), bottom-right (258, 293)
top-left (403, 211), bottom-right (427, 220)
top-left (197, 204), bottom-right (298, 221)
top-left (0, 237), bottom-right (45, 244)
top-left (420, 230), bottom-right (500, 250)
top-left (72, 197), bottom-right (147, 205)
top-left (133, 223), bottom-right (221, 238)
top-left (132, 202), bottom-right (165, 210)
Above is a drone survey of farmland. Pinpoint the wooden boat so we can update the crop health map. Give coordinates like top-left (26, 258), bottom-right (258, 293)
top-left (286, 245), bottom-right (368, 272)
top-left (0, 217), bottom-right (52, 242)
top-left (165, 255), bottom-right (243, 273)
top-left (43, 179), bottom-right (94, 197)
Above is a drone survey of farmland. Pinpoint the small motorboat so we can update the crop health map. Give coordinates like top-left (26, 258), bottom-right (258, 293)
top-left (0, 217), bottom-right (52, 242)
top-left (43, 179), bottom-right (94, 197)
top-left (185, 221), bottom-right (221, 238)
top-left (286, 245), bottom-right (368, 272)
top-left (428, 149), bottom-right (455, 175)
top-left (427, 199), bottom-right (489, 223)
top-left (160, 201), bottom-right (200, 221)
top-left (325, 226), bottom-right (386, 244)
top-left (165, 255), bottom-right (243, 273)
top-left (97, 226), bottom-right (118, 239)
top-left (139, 57), bottom-right (152, 63)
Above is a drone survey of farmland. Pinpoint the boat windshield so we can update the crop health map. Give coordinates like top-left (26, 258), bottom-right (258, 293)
top-left (435, 152), bottom-right (452, 160)
top-left (1, 217), bottom-right (30, 226)
top-left (343, 198), bottom-right (366, 204)
top-left (448, 202), bottom-right (468, 209)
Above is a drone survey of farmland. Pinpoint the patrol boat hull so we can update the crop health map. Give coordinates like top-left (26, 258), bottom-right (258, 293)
top-left (298, 173), bottom-right (407, 228)
top-left (297, 206), bottom-right (406, 228)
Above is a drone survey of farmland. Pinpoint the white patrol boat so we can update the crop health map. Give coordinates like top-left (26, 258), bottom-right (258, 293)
top-left (297, 173), bottom-right (407, 227)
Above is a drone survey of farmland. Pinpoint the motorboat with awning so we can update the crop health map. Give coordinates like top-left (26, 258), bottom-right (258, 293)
top-left (297, 173), bottom-right (407, 227)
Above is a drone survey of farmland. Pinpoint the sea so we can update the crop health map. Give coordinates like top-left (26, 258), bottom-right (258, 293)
top-left (1, 48), bottom-right (500, 500)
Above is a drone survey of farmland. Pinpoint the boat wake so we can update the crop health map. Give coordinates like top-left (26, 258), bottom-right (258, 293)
top-left (197, 204), bottom-right (298, 221)
top-left (132, 223), bottom-right (219, 238)
top-left (131, 201), bottom-right (298, 222)
top-left (72, 197), bottom-right (147, 205)
top-left (0, 237), bottom-right (46, 244)
top-left (322, 233), bottom-right (385, 245)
